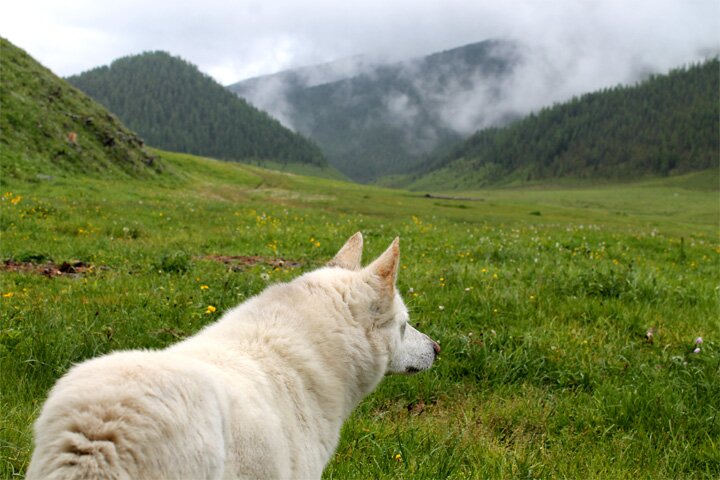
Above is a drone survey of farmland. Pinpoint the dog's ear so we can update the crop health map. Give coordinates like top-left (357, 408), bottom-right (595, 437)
top-left (366, 237), bottom-right (400, 293)
top-left (328, 232), bottom-right (363, 270)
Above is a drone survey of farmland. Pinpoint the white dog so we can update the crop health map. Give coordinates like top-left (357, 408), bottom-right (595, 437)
top-left (27, 233), bottom-right (440, 479)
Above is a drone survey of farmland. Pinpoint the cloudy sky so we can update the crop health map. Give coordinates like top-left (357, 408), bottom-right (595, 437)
top-left (2, 0), bottom-right (718, 86)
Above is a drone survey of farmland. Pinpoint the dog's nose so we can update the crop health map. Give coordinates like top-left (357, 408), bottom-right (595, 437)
top-left (432, 341), bottom-right (441, 356)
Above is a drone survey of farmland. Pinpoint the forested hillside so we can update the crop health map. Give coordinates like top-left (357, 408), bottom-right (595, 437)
top-left (229, 40), bottom-right (520, 182)
top-left (0, 37), bottom-right (159, 180)
top-left (67, 52), bottom-right (326, 167)
top-left (408, 59), bottom-right (719, 189)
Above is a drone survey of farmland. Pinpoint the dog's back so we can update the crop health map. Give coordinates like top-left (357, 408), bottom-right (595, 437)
top-left (26, 281), bottom-right (349, 480)
top-left (26, 351), bottom-right (234, 479)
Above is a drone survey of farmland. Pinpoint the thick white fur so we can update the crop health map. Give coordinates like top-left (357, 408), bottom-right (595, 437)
top-left (27, 233), bottom-right (439, 480)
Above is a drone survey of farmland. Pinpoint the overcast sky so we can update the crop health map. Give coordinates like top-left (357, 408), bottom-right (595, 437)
top-left (2, 0), bottom-right (718, 86)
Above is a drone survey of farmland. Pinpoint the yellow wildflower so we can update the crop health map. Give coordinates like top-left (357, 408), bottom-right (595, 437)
top-left (205, 305), bottom-right (217, 314)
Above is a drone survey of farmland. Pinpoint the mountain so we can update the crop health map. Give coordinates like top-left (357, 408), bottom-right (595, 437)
top-left (404, 59), bottom-right (720, 190)
top-left (228, 40), bottom-right (521, 182)
top-left (0, 37), bottom-right (159, 180)
top-left (67, 52), bottom-right (327, 167)
top-left (232, 55), bottom-right (378, 127)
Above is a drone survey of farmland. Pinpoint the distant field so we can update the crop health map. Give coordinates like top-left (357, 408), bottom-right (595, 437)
top-left (1, 152), bottom-right (718, 478)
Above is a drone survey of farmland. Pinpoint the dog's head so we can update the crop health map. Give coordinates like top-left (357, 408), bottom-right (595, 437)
top-left (328, 232), bottom-right (440, 375)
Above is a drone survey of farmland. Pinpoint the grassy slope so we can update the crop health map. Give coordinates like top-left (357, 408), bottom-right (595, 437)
top-left (1, 151), bottom-right (718, 478)
top-left (0, 38), bottom-right (160, 181)
top-left (248, 157), bottom-right (349, 181)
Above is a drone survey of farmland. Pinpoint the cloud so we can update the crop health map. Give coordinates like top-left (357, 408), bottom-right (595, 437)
top-left (238, 75), bottom-right (297, 128)
top-left (1, 0), bottom-right (717, 87)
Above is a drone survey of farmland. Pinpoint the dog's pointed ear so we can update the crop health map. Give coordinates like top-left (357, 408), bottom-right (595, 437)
top-left (367, 237), bottom-right (400, 292)
top-left (328, 232), bottom-right (363, 270)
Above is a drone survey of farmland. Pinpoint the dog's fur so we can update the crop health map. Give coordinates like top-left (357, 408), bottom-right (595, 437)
top-left (27, 233), bottom-right (440, 479)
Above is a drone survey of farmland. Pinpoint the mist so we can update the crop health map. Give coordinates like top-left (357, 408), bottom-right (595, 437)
top-left (2, 0), bottom-right (716, 86)
top-left (234, 30), bottom-right (717, 152)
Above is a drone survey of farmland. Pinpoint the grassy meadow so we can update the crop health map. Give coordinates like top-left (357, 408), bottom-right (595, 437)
top-left (1, 152), bottom-right (718, 478)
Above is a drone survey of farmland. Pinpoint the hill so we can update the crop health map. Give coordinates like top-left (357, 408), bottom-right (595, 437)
top-left (0, 37), bottom-right (160, 180)
top-left (228, 40), bottom-right (521, 182)
top-left (67, 51), bottom-right (327, 167)
top-left (406, 59), bottom-right (719, 190)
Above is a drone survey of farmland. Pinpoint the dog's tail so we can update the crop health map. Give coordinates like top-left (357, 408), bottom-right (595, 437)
top-left (25, 417), bottom-right (129, 480)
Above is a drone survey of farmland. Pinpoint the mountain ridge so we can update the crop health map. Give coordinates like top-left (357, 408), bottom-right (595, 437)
top-left (67, 51), bottom-right (327, 168)
top-left (403, 59), bottom-right (719, 190)
top-left (229, 40), bottom-right (522, 182)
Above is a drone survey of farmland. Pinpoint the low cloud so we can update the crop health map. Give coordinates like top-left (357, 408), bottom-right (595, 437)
top-left (234, 23), bottom-right (718, 156)
top-left (2, 0), bottom-right (716, 87)
top-left (240, 76), bottom-right (297, 128)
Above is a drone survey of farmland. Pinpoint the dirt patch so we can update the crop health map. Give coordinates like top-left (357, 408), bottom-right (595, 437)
top-left (423, 193), bottom-right (484, 201)
top-left (199, 255), bottom-right (303, 269)
top-left (1, 260), bottom-right (96, 277)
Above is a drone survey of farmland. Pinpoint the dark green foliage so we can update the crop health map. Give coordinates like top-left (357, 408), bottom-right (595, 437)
top-left (67, 52), bottom-right (326, 167)
top-left (0, 37), bottom-right (160, 180)
top-left (412, 59), bottom-right (720, 188)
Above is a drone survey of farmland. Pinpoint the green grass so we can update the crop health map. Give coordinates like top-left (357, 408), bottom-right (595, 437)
top-left (1, 151), bottom-right (718, 478)
top-left (0, 37), bottom-right (160, 182)
top-left (228, 157), bottom-right (349, 181)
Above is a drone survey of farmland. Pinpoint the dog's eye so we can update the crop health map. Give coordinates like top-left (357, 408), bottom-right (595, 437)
top-left (400, 323), bottom-right (407, 337)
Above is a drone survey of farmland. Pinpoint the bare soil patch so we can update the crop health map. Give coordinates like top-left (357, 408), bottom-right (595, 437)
top-left (199, 255), bottom-right (303, 269)
top-left (1, 260), bottom-right (95, 277)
